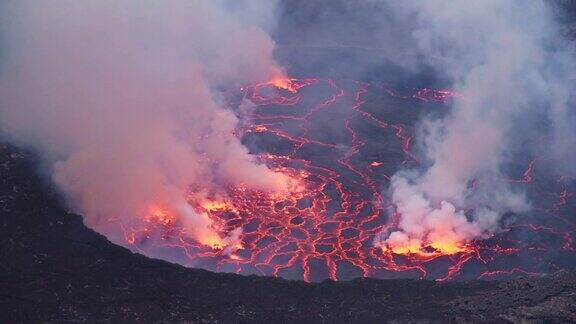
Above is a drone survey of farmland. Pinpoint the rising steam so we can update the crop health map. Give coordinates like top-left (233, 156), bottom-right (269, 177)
top-left (376, 1), bottom-right (575, 254)
top-left (0, 1), bottom-right (288, 250)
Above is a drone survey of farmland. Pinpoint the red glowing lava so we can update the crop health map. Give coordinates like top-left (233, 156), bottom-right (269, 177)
top-left (119, 77), bottom-right (576, 282)
top-left (380, 239), bottom-right (471, 257)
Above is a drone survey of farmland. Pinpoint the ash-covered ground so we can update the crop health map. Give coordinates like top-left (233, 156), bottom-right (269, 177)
top-left (1, 143), bottom-right (576, 323)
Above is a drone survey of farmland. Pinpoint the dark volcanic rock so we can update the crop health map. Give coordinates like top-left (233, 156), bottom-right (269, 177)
top-left (0, 144), bottom-right (575, 323)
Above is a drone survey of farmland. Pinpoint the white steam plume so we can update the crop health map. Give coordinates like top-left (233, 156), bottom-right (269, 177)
top-left (376, 1), bottom-right (574, 253)
top-left (0, 1), bottom-right (288, 250)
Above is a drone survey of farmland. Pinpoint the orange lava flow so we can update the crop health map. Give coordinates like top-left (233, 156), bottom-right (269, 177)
top-left (381, 240), bottom-right (471, 257)
top-left (147, 205), bottom-right (176, 226)
top-left (118, 77), bottom-right (576, 282)
top-left (270, 77), bottom-right (298, 93)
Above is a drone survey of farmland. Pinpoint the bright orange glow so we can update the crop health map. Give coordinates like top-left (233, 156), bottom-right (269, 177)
top-left (196, 231), bottom-right (226, 249)
top-left (147, 205), bottom-right (176, 226)
top-left (190, 211), bottom-right (226, 249)
top-left (382, 244), bottom-right (420, 255)
top-left (383, 239), bottom-right (468, 257)
top-left (199, 199), bottom-right (234, 212)
top-left (268, 68), bottom-right (298, 93)
top-left (229, 254), bottom-right (243, 261)
top-left (270, 77), bottom-right (297, 93)
top-left (230, 240), bottom-right (243, 251)
top-left (254, 125), bottom-right (268, 132)
top-left (429, 240), bottom-right (467, 255)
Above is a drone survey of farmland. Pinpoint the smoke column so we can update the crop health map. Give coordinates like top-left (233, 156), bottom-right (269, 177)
top-left (376, 1), bottom-right (575, 254)
top-left (0, 1), bottom-right (289, 250)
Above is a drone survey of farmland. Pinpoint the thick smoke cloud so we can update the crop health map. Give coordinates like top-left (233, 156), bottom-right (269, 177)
top-left (0, 1), bottom-right (288, 249)
top-left (375, 1), bottom-right (576, 253)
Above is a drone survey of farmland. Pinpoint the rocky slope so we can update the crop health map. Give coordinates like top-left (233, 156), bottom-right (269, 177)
top-left (1, 143), bottom-right (575, 323)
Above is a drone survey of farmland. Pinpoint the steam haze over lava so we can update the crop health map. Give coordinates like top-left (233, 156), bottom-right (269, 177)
top-left (0, 0), bottom-right (291, 252)
top-left (1, 0), bottom-right (576, 281)
top-left (376, 1), bottom-right (573, 256)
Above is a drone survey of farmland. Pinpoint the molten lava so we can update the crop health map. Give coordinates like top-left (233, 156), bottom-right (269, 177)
top-left (382, 240), bottom-right (469, 257)
top-left (266, 69), bottom-right (301, 93)
top-left (270, 77), bottom-right (297, 93)
top-left (147, 205), bottom-right (176, 226)
top-left (197, 199), bottom-right (236, 213)
top-left (119, 77), bottom-right (576, 282)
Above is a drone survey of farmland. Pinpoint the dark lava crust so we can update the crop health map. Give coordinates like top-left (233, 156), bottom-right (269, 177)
top-left (1, 144), bottom-right (575, 323)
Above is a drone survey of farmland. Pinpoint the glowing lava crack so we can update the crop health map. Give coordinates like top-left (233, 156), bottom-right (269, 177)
top-left (121, 77), bottom-right (576, 282)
